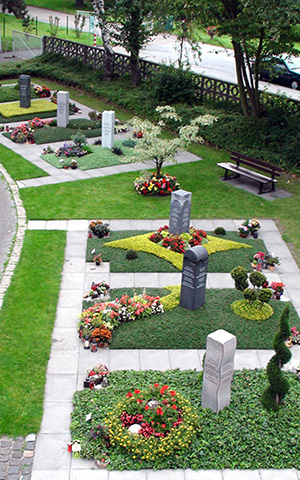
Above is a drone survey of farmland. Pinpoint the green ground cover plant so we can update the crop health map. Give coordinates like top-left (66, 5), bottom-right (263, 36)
top-left (0, 84), bottom-right (37, 103)
top-left (0, 99), bottom-right (57, 118)
top-left (108, 288), bottom-right (299, 349)
top-left (0, 144), bottom-right (48, 180)
top-left (41, 140), bottom-right (135, 170)
top-left (0, 230), bottom-right (66, 436)
top-left (71, 369), bottom-right (300, 470)
top-left (87, 231), bottom-right (265, 273)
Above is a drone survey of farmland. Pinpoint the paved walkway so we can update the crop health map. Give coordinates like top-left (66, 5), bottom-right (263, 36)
top-left (23, 218), bottom-right (300, 480)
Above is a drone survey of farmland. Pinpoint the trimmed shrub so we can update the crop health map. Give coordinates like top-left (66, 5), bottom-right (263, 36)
top-left (261, 306), bottom-right (292, 410)
top-left (231, 266), bottom-right (248, 291)
top-left (258, 288), bottom-right (272, 306)
top-left (126, 249), bottom-right (138, 260)
top-left (243, 288), bottom-right (258, 304)
top-left (214, 227), bottom-right (226, 236)
top-left (249, 271), bottom-right (267, 288)
top-left (149, 65), bottom-right (196, 104)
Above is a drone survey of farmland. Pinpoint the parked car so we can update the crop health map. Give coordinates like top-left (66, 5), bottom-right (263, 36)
top-left (259, 56), bottom-right (300, 90)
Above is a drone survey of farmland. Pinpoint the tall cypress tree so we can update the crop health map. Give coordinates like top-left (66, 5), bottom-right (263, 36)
top-left (261, 306), bottom-right (292, 411)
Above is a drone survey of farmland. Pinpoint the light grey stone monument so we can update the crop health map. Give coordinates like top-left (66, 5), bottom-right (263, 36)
top-left (201, 329), bottom-right (237, 413)
top-left (180, 245), bottom-right (208, 310)
top-left (102, 110), bottom-right (115, 148)
top-left (169, 189), bottom-right (192, 235)
top-left (19, 75), bottom-right (31, 108)
top-left (57, 91), bottom-right (69, 128)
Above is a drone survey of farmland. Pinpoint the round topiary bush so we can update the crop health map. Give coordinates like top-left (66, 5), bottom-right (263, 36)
top-left (249, 271), bottom-right (267, 288)
top-left (126, 249), bottom-right (138, 260)
top-left (231, 299), bottom-right (273, 321)
top-left (258, 288), bottom-right (272, 305)
top-left (214, 227), bottom-right (226, 236)
top-left (243, 287), bottom-right (258, 304)
top-left (231, 266), bottom-right (249, 291)
top-left (106, 383), bottom-right (199, 460)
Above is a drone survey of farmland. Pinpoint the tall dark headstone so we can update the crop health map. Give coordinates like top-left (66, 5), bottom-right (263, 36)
top-left (180, 245), bottom-right (208, 310)
top-left (169, 189), bottom-right (192, 235)
top-left (19, 75), bottom-right (31, 108)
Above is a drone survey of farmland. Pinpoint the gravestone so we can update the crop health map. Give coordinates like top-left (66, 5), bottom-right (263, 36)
top-left (169, 189), bottom-right (192, 235)
top-left (57, 91), bottom-right (69, 128)
top-left (180, 245), bottom-right (208, 310)
top-left (19, 75), bottom-right (31, 108)
top-left (201, 329), bottom-right (236, 413)
top-left (102, 110), bottom-right (115, 148)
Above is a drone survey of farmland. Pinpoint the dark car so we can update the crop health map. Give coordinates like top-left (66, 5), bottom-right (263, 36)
top-left (259, 56), bottom-right (300, 90)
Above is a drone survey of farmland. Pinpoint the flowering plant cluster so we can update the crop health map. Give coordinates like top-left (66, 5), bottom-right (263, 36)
top-left (270, 282), bottom-right (285, 294)
top-left (93, 254), bottom-right (102, 264)
top-left (134, 172), bottom-right (180, 196)
top-left (79, 293), bottom-right (164, 343)
top-left (53, 142), bottom-right (88, 158)
top-left (149, 225), bottom-right (208, 253)
top-left (11, 117), bottom-right (49, 144)
top-left (286, 327), bottom-right (300, 347)
top-left (132, 130), bottom-right (143, 138)
top-left (33, 85), bottom-right (51, 97)
top-left (88, 281), bottom-right (110, 298)
top-left (87, 364), bottom-right (109, 383)
top-left (238, 218), bottom-right (261, 237)
top-left (206, 26), bottom-right (218, 37)
top-left (89, 220), bottom-right (110, 238)
top-left (106, 383), bottom-right (199, 460)
top-left (249, 218), bottom-right (261, 232)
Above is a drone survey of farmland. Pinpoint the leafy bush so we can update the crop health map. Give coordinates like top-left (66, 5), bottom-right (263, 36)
top-left (149, 65), bottom-right (197, 104)
top-left (214, 227), bottom-right (226, 236)
top-left (231, 266), bottom-right (248, 291)
top-left (231, 299), bottom-right (273, 321)
top-left (243, 288), bottom-right (257, 304)
top-left (249, 271), bottom-right (267, 288)
top-left (126, 249), bottom-right (138, 260)
top-left (258, 288), bottom-right (272, 305)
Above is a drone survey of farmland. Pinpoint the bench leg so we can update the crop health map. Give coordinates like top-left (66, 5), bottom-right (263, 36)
top-left (258, 183), bottom-right (263, 195)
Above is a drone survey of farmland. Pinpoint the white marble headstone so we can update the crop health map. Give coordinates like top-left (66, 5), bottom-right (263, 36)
top-left (57, 91), bottom-right (69, 128)
top-left (102, 110), bottom-right (115, 148)
top-left (201, 329), bottom-right (236, 413)
top-left (169, 189), bottom-right (192, 235)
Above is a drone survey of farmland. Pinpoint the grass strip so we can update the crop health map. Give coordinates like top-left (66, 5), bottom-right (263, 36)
top-left (108, 288), bottom-right (299, 349)
top-left (86, 231), bottom-right (266, 273)
top-left (0, 144), bottom-right (48, 181)
top-left (0, 230), bottom-right (66, 436)
top-left (71, 369), bottom-right (300, 470)
top-left (0, 99), bottom-right (57, 118)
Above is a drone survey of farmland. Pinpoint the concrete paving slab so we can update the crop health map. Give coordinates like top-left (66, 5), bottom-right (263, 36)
top-left (31, 471), bottom-right (69, 480)
top-left (82, 168), bottom-right (107, 178)
top-left (51, 327), bottom-right (79, 350)
top-left (158, 273), bottom-right (181, 287)
top-left (259, 470), bottom-right (298, 480)
top-left (259, 231), bottom-right (284, 245)
top-left (40, 402), bottom-right (73, 434)
top-left (61, 272), bottom-right (86, 290)
top-left (234, 350), bottom-right (261, 370)
top-left (130, 219), bottom-right (153, 230)
top-left (139, 350), bottom-right (171, 370)
top-left (211, 219), bottom-right (236, 231)
top-left (169, 350), bottom-right (201, 370)
top-left (47, 350), bottom-right (79, 375)
top-left (57, 290), bottom-right (84, 309)
top-left (134, 272), bottom-right (161, 287)
top-left (256, 350), bottom-right (274, 368)
top-left (283, 287), bottom-right (300, 307)
top-left (45, 220), bottom-right (68, 230)
top-left (84, 272), bottom-right (110, 290)
top-left (185, 470), bottom-right (223, 480)
top-left (264, 241), bottom-right (293, 258)
top-left (110, 273), bottom-right (135, 288)
top-left (109, 349), bottom-right (140, 370)
top-left (277, 258), bottom-right (299, 274)
top-left (67, 220), bottom-right (89, 231)
top-left (65, 243), bottom-right (87, 259)
top-left (71, 457), bottom-right (97, 470)
top-left (63, 258), bottom-right (86, 273)
top-left (33, 433), bottom-right (71, 470)
top-left (192, 220), bottom-right (215, 231)
top-left (55, 307), bottom-right (81, 328)
top-left (86, 262), bottom-right (110, 273)
top-left (44, 374), bottom-right (77, 402)
top-left (109, 220), bottom-right (132, 230)
top-left (147, 469), bottom-right (184, 479)
top-left (207, 273), bottom-right (234, 289)
top-left (259, 219), bottom-right (279, 231)
top-left (78, 347), bottom-right (109, 374)
top-left (27, 220), bottom-right (47, 230)
top-left (71, 470), bottom-right (108, 479)
top-left (109, 471), bottom-right (147, 480)
top-left (223, 470), bottom-right (261, 479)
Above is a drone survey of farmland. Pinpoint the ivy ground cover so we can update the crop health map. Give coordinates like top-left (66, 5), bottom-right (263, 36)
top-left (86, 231), bottom-right (265, 273)
top-left (71, 369), bottom-right (300, 470)
top-left (104, 288), bottom-right (299, 349)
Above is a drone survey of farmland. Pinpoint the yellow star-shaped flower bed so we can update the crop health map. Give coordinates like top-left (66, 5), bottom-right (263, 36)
top-left (105, 233), bottom-right (250, 270)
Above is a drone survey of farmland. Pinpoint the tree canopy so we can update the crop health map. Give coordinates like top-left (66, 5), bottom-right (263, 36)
top-left (0, 0), bottom-right (27, 18)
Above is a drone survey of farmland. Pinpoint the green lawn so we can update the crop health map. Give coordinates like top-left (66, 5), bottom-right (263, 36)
top-left (0, 230), bottom-right (66, 436)
top-left (86, 231), bottom-right (266, 272)
top-left (0, 145), bottom-right (48, 180)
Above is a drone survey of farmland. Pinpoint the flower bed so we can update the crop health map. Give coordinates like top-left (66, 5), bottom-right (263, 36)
top-left (0, 99), bottom-right (57, 119)
top-left (106, 383), bottom-right (199, 460)
top-left (134, 172), bottom-right (180, 196)
top-left (11, 117), bottom-right (50, 144)
top-left (34, 85), bottom-right (51, 98)
top-left (78, 293), bottom-right (164, 346)
top-left (149, 225), bottom-right (208, 253)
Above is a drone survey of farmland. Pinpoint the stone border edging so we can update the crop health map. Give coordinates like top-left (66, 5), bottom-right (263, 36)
top-left (0, 163), bottom-right (27, 310)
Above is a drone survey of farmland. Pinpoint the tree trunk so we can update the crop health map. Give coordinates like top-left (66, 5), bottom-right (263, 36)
top-left (130, 54), bottom-right (141, 87)
top-left (232, 41), bottom-right (250, 117)
top-left (92, 0), bottom-right (114, 81)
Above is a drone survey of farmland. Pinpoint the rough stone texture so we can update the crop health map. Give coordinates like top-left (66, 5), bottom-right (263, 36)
top-left (0, 435), bottom-right (36, 479)
top-left (169, 189), bottom-right (192, 235)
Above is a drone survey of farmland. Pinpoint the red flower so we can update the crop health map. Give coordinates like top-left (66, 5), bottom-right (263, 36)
top-left (126, 392), bottom-right (133, 398)
top-left (156, 407), bottom-right (163, 415)
top-left (172, 404), bottom-right (177, 410)
top-left (161, 424), bottom-right (166, 428)
top-left (170, 391), bottom-right (176, 396)
top-left (137, 398), bottom-right (143, 404)
top-left (144, 405), bottom-right (149, 410)
top-left (134, 389), bottom-right (141, 394)
top-left (154, 383), bottom-right (159, 388)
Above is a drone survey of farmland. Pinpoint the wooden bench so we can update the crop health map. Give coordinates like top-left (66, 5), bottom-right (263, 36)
top-left (217, 152), bottom-right (281, 195)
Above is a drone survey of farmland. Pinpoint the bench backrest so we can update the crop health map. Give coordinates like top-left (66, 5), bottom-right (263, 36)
top-left (230, 151), bottom-right (281, 178)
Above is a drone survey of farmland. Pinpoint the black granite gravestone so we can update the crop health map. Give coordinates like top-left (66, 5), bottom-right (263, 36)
top-left (19, 75), bottom-right (31, 108)
top-left (169, 189), bottom-right (192, 235)
top-left (180, 245), bottom-right (208, 310)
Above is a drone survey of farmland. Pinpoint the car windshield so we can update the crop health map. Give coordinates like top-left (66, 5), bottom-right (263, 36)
top-left (286, 57), bottom-right (300, 71)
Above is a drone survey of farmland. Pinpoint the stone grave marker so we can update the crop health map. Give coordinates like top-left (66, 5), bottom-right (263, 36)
top-left (57, 91), bottom-right (69, 128)
top-left (169, 189), bottom-right (192, 235)
top-left (180, 245), bottom-right (208, 310)
top-left (102, 110), bottom-right (115, 148)
top-left (201, 329), bottom-right (236, 413)
top-left (19, 75), bottom-right (31, 108)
